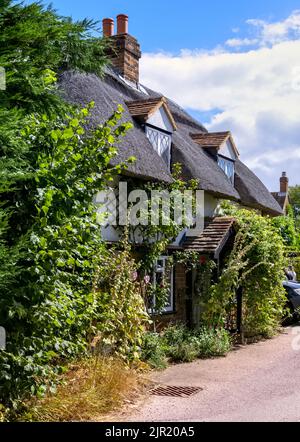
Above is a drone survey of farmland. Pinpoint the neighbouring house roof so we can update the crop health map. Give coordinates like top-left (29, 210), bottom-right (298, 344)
top-left (126, 96), bottom-right (177, 130)
top-left (190, 131), bottom-right (239, 157)
top-left (271, 192), bottom-right (290, 212)
top-left (183, 217), bottom-right (236, 259)
top-left (58, 68), bottom-right (283, 216)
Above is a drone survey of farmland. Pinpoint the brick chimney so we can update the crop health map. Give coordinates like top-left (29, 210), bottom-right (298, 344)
top-left (102, 14), bottom-right (141, 85)
top-left (280, 171), bottom-right (289, 194)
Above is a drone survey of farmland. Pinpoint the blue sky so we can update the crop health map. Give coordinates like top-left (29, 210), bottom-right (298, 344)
top-left (30, 0), bottom-right (300, 53)
top-left (25, 1), bottom-right (300, 190)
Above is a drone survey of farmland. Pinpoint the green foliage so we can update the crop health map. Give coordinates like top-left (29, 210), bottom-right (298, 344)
top-left (289, 186), bottom-right (300, 231)
top-left (0, 0), bottom-right (108, 114)
top-left (125, 164), bottom-right (198, 270)
top-left (164, 325), bottom-right (231, 361)
top-left (0, 0), bottom-right (130, 412)
top-left (174, 250), bottom-right (216, 305)
top-left (272, 206), bottom-right (299, 247)
top-left (205, 208), bottom-right (287, 337)
top-left (0, 0), bottom-right (110, 250)
top-left (93, 236), bottom-right (150, 362)
top-left (193, 327), bottom-right (232, 357)
top-left (0, 105), bottom-right (135, 409)
top-left (140, 332), bottom-right (167, 369)
top-left (121, 164), bottom-right (199, 314)
top-left (141, 325), bottom-right (231, 366)
top-left (164, 325), bottom-right (200, 362)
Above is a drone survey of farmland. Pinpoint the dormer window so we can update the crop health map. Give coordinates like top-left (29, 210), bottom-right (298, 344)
top-left (190, 131), bottom-right (239, 185)
top-left (126, 96), bottom-right (177, 171)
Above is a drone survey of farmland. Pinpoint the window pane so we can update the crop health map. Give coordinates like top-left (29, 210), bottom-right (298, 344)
top-left (218, 156), bottom-right (235, 183)
top-left (150, 257), bottom-right (174, 313)
top-left (146, 126), bottom-right (171, 169)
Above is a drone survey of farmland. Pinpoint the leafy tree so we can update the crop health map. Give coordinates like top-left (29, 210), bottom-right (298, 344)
top-left (0, 0), bottom-right (107, 113)
top-left (0, 0), bottom-right (110, 239)
top-left (271, 205), bottom-right (299, 247)
top-left (0, 1), bottom-right (139, 412)
top-left (289, 186), bottom-right (300, 232)
top-left (0, 104), bottom-right (135, 410)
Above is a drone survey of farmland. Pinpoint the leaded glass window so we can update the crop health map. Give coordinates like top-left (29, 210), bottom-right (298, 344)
top-left (145, 126), bottom-right (171, 169)
top-left (218, 156), bottom-right (235, 184)
top-left (148, 256), bottom-right (174, 314)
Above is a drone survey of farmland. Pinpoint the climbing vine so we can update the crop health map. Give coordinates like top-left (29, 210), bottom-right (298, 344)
top-left (117, 164), bottom-right (199, 314)
top-left (204, 208), bottom-right (287, 337)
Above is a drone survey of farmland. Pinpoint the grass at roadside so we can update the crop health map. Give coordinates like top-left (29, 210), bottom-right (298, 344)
top-left (20, 357), bottom-right (146, 422)
top-left (16, 326), bottom-right (231, 421)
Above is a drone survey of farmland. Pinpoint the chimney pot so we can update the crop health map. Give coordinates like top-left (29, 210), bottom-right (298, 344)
top-left (117, 14), bottom-right (128, 34)
top-left (105, 14), bottom-right (141, 84)
top-left (103, 18), bottom-right (114, 37)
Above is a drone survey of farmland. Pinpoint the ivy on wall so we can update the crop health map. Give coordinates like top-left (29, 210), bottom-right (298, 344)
top-left (117, 164), bottom-right (199, 314)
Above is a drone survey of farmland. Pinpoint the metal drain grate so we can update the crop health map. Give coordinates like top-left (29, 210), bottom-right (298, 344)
top-left (151, 385), bottom-right (202, 398)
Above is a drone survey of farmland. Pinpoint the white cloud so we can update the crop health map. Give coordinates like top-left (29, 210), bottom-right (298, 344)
top-left (140, 11), bottom-right (300, 190)
top-left (225, 38), bottom-right (258, 48)
top-left (247, 10), bottom-right (300, 45)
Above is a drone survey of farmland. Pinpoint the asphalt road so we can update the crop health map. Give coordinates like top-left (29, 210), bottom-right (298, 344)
top-left (124, 325), bottom-right (300, 422)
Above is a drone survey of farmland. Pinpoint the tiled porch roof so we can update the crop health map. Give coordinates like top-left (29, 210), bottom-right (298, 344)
top-left (183, 217), bottom-right (236, 259)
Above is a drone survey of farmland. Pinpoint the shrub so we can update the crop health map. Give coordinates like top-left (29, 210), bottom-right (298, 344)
top-left (162, 324), bottom-right (188, 347)
top-left (194, 327), bottom-right (231, 358)
top-left (140, 332), bottom-right (167, 369)
top-left (167, 338), bottom-right (200, 363)
top-left (140, 325), bottom-right (232, 366)
top-left (0, 105), bottom-right (142, 410)
top-left (92, 235), bottom-right (150, 362)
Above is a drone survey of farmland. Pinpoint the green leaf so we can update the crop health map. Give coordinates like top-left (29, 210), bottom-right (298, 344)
top-left (62, 128), bottom-right (74, 139)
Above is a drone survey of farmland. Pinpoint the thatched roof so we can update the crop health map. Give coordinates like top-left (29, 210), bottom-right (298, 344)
top-left (59, 70), bottom-right (172, 183)
top-left (170, 116), bottom-right (240, 200)
top-left (235, 160), bottom-right (283, 216)
top-left (58, 68), bottom-right (283, 216)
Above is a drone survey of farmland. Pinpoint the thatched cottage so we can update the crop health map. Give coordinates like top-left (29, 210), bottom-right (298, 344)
top-left (59, 14), bottom-right (282, 326)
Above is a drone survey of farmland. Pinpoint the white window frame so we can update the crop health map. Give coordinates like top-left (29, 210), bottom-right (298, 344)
top-left (151, 256), bottom-right (174, 314)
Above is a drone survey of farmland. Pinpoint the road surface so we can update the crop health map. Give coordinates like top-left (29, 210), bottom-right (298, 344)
top-left (122, 326), bottom-right (300, 422)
